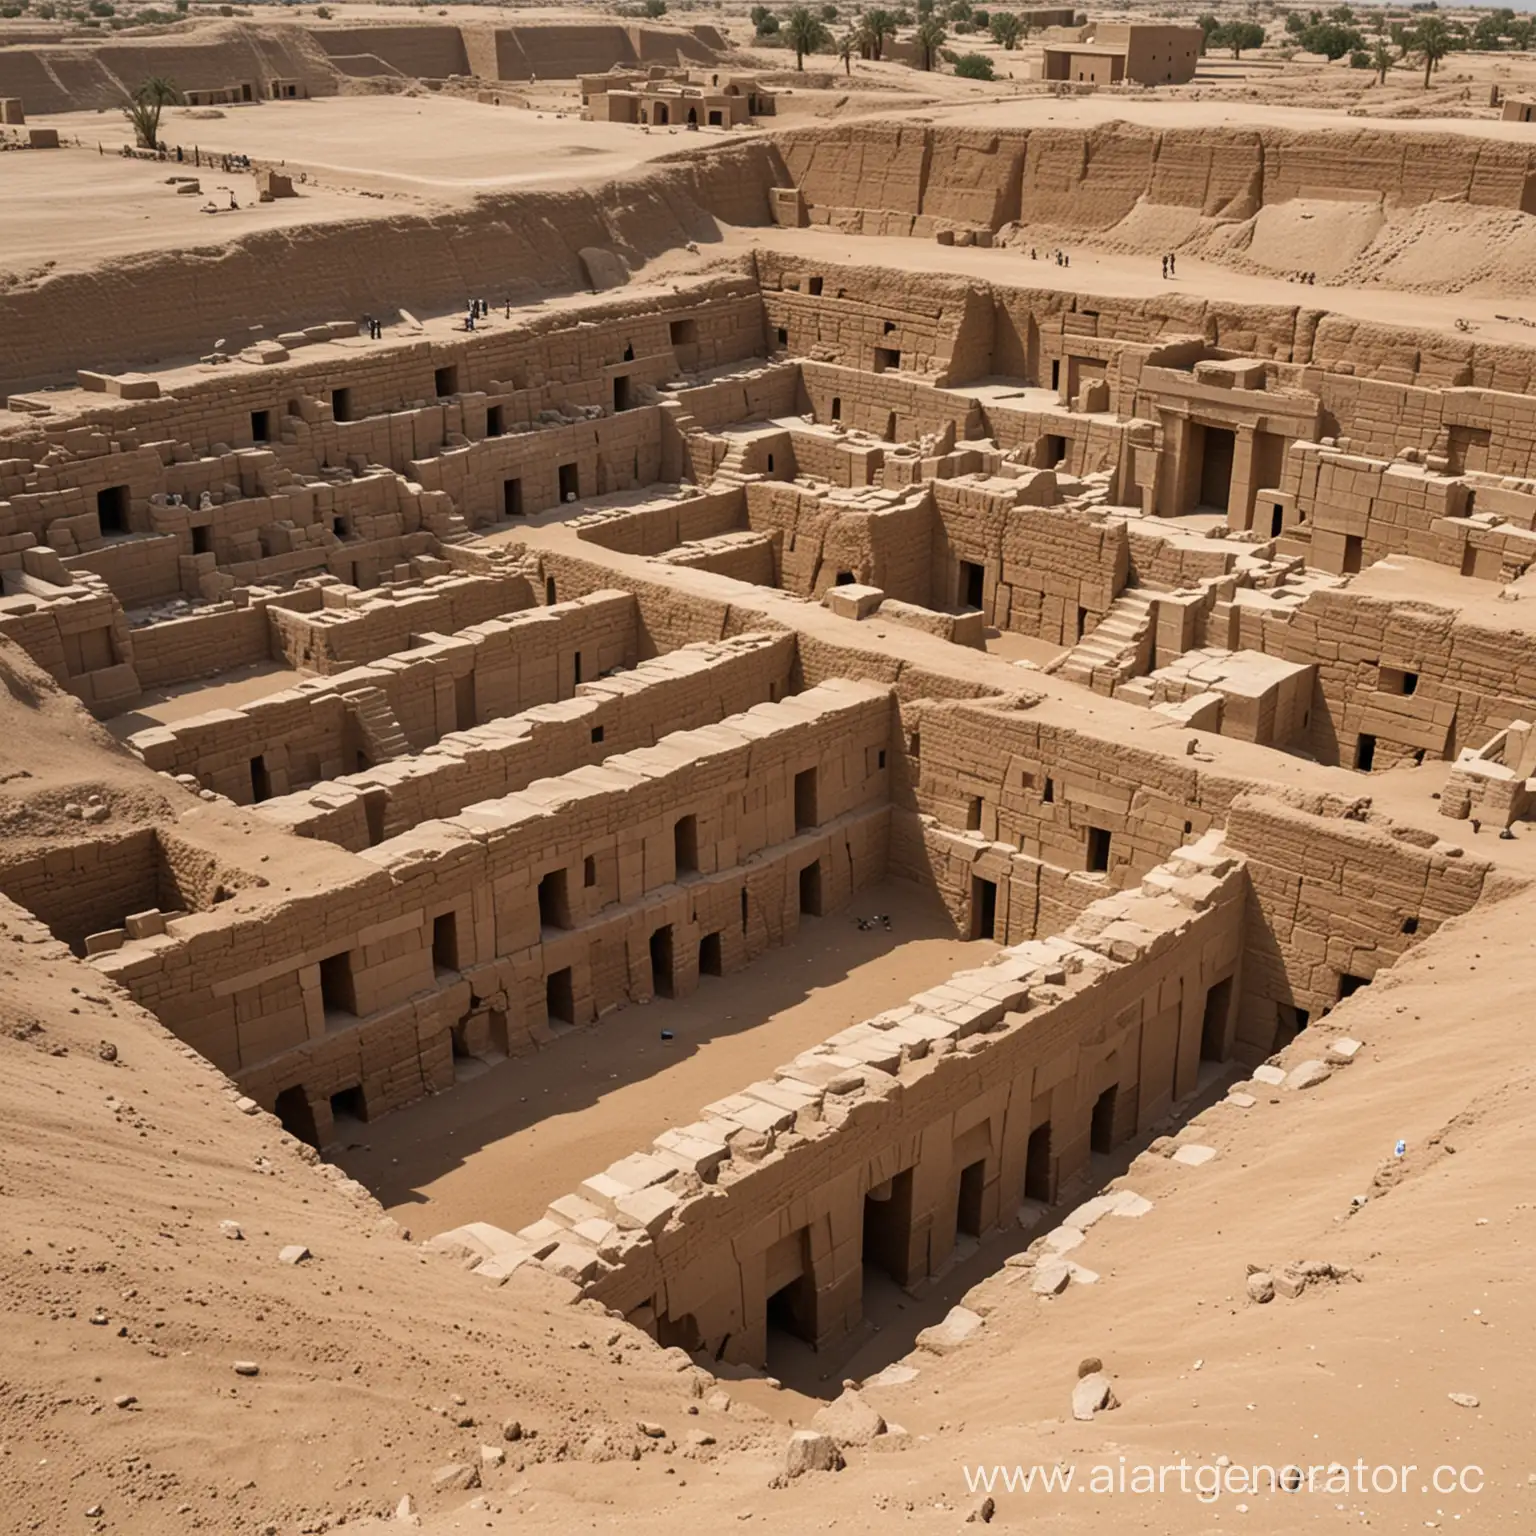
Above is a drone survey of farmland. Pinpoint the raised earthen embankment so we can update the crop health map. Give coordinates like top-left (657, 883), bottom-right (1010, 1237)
top-left (0, 18), bottom-right (726, 114)
top-left (775, 121), bottom-right (1536, 233)
top-left (0, 141), bottom-right (777, 392)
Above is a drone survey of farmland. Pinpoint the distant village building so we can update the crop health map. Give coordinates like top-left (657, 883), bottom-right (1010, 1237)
top-left (581, 66), bottom-right (774, 128)
top-left (1039, 24), bottom-right (1203, 87)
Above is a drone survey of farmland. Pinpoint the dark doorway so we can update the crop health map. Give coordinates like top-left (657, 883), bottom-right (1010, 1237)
top-left (454, 671), bottom-right (476, 731)
top-left (1343, 534), bottom-right (1364, 575)
top-left (960, 560), bottom-right (985, 609)
top-left (434, 364), bottom-right (458, 398)
top-left (674, 814), bottom-right (698, 875)
top-left (1198, 425), bottom-right (1235, 511)
top-left (1090, 1085), bottom-right (1118, 1155)
top-left (1338, 972), bottom-right (1369, 1001)
top-left (1271, 503), bottom-right (1284, 538)
top-left (331, 387), bottom-right (352, 423)
top-left (191, 524), bottom-right (212, 556)
top-left (546, 967), bottom-right (575, 1027)
top-left (698, 931), bottom-right (723, 977)
top-left (274, 1086), bottom-right (318, 1147)
top-left (874, 346), bottom-right (900, 372)
top-left (1200, 976), bottom-right (1233, 1062)
top-left (649, 925), bottom-right (674, 999)
top-left (799, 860), bottom-right (822, 917)
top-left (1273, 1001), bottom-right (1309, 1052)
top-left (970, 875), bottom-right (997, 941)
top-left (794, 767), bottom-right (819, 830)
top-left (830, 395), bottom-right (841, 421)
top-left (503, 477), bottom-right (523, 518)
top-left (251, 408), bottom-right (271, 443)
top-left (545, 575), bottom-right (557, 605)
top-left (764, 1232), bottom-right (816, 1346)
top-left (862, 1168), bottom-right (915, 1285)
top-left (96, 484), bottom-right (129, 535)
top-left (1024, 1122), bottom-right (1052, 1204)
top-left (538, 868), bottom-right (571, 930)
top-left (670, 317), bottom-right (697, 346)
top-left (249, 754), bottom-right (271, 804)
top-left (330, 1085), bottom-right (366, 1126)
top-left (1045, 434), bottom-right (1067, 467)
top-left (613, 375), bottom-right (631, 412)
top-left (318, 952), bottom-right (357, 1018)
top-left (956, 1157), bottom-right (986, 1238)
top-left (1355, 733), bottom-right (1376, 772)
top-left (558, 462), bottom-right (579, 502)
top-left (1086, 826), bottom-right (1112, 873)
top-left (486, 404), bottom-right (505, 437)
top-left (432, 910), bottom-right (460, 973)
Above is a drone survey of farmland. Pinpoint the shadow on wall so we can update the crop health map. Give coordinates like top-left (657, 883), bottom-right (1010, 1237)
top-left (331, 882), bottom-right (964, 1213)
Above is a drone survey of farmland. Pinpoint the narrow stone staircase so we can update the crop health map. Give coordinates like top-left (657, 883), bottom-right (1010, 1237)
top-left (1050, 590), bottom-right (1155, 695)
top-left (343, 685), bottom-right (411, 765)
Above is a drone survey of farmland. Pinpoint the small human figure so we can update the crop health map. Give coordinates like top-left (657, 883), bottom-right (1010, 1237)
top-left (1161, 254), bottom-right (1168, 279)
top-left (1168, 252), bottom-right (1176, 277)
top-left (1030, 247), bottom-right (1037, 260)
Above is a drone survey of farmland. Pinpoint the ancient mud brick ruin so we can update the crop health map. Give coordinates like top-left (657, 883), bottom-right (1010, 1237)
top-left (4, 118), bottom-right (1535, 1371)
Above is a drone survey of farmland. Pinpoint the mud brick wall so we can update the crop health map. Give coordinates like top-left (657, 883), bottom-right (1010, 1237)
top-left (1244, 587), bottom-right (1536, 769)
top-left (411, 411), bottom-right (667, 528)
top-left (1225, 794), bottom-right (1489, 1053)
top-left (94, 682), bottom-right (896, 1112)
top-left (762, 266), bottom-right (985, 385)
top-left (993, 500), bottom-right (1130, 644)
top-left (267, 569), bottom-right (535, 673)
top-left (666, 362), bottom-right (802, 431)
top-left (745, 481), bottom-right (935, 602)
top-left (572, 488), bottom-right (745, 557)
top-left (254, 632), bottom-right (797, 849)
top-left (512, 840), bottom-right (1244, 1362)
top-left (796, 361), bottom-right (981, 442)
top-left (657, 531), bottom-right (778, 586)
top-left (130, 591), bottom-right (640, 798)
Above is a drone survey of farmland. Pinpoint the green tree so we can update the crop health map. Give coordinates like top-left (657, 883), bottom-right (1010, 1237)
top-left (914, 14), bottom-right (946, 67)
top-left (989, 10), bottom-right (1020, 47)
top-left (857, 6), bottom-right (896, 56)
top-left (1299, 19), bottom-right (1362, 58)
top-left (642, 0), bottom-right (666, 15)
top-left (1410, 12), bottom-right (1451, 86)
top-left (1370, 35), bottom-right (1394, 82)
top-left (122, 76), bottom-right (181, 149)
top-left (1196, 11), bottom-right (1220, 53)
top-left (783, 3), bottom-right (831, 67)
top-left (953, 51), bottom-right (993, 77)
top-left (1214, 20), bottom-right (1265, 57)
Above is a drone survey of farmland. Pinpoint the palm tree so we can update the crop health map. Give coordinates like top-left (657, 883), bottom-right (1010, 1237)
top-left (838, 27), bottom-right (856, 72)
top-left (858, 6), bottom-right (897, 58)
top-left (1411, 14), bottom-right (1451, 89)
top-left (783, 4), bottom-right (832, 69)
top-left (122, 77), bottom-right (182, 150)
top-left (914, 14), bottom-right (946, 68)
top-left (990, 11), bottom-right (1021, 48)
top-left (1370, 35), bottom-right (1393, 84)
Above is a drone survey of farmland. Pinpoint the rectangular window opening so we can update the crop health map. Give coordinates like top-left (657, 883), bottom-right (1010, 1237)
top-left (538, 868), bottom-right (572, 931)
top-left (434, 364), bottom-right (458, 398)
top-left (318, 951), bottom-right (357, 1018)
top-left (251, 408), bottom-right (271, 443)
top-left (558, 462), bottom-right (580, 503)
top-left (674, 813), bottom-right (698, 876)
top-left (432, 910), bottom-right (460, 973)
top-left (331, 387), bottom-right (352, 423)
top-left (486, 404), bottom-right (505, 437)
top-left (96, 484), bottom-right (129, 536)
top-left (794, 767), bottom-right (819, 831)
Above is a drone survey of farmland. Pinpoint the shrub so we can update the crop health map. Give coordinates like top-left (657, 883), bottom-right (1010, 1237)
top-left (953, 50), bottom-right (994, 77)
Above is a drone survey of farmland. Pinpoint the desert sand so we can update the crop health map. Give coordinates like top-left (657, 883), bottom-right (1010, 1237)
top-left (4, 6), bottom-right (1536, 1536)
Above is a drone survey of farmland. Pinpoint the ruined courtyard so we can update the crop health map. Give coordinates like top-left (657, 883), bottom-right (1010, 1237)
top-left (3, 9), bottom-right (1536, 1534)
